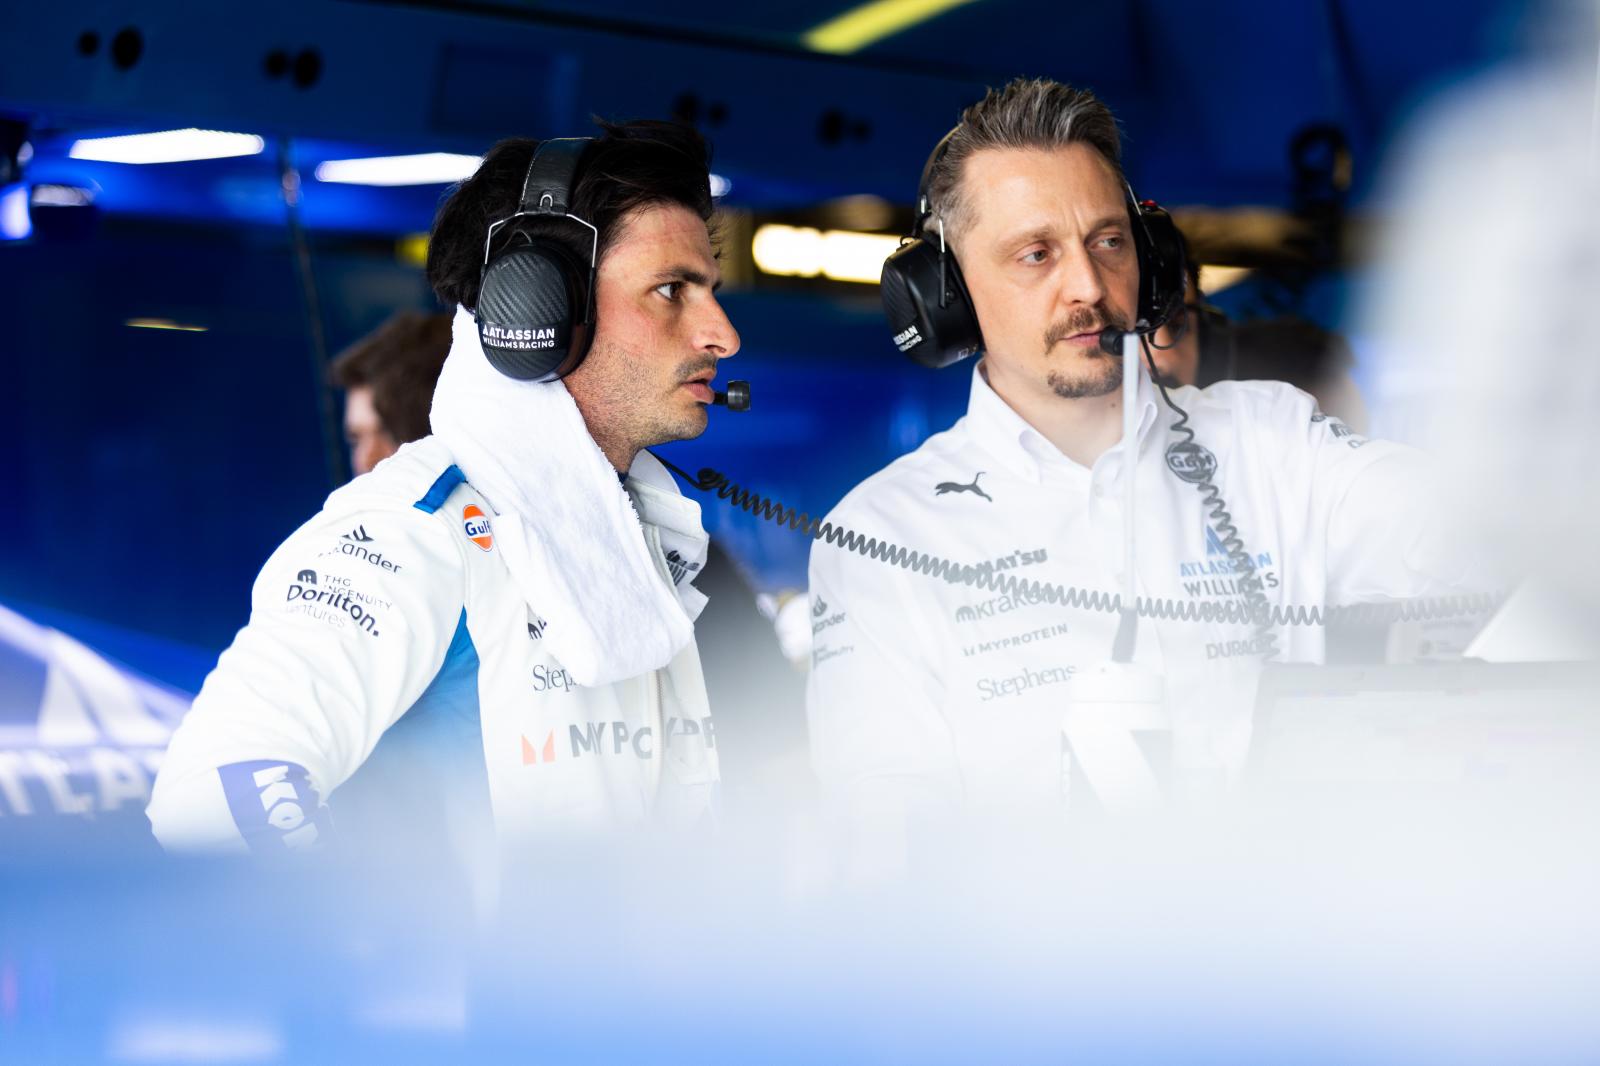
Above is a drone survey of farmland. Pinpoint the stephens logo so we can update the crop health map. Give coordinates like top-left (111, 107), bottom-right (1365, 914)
top-left (935, 472), bottom-right (994, 502)
top-left (463, 505), bottom-right (494, 551)
top-left (1165, 441), bottom-right (1217, 484)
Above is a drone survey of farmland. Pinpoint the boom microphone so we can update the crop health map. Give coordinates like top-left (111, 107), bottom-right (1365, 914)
top-left (713, 380), bottom-right (751, 412)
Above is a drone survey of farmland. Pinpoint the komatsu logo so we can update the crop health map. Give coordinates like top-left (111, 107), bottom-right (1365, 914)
top-left (483, 324), bottom-right (558, 350)
top-left (893, 324), bottom-right (922, 351)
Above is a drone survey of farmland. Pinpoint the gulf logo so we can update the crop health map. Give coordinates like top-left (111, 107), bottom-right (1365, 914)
top-left (463, 505), bottom-right (494, 551)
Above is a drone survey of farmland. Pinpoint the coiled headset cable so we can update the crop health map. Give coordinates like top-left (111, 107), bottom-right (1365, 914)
top-left (652, 450), bottom-right (1503, 646)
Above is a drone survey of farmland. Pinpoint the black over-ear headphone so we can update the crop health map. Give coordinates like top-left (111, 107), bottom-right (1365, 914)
top-left (476, 137), bottom-right (598, 381)
top-left (880, 127), bottom-right (1188, 369)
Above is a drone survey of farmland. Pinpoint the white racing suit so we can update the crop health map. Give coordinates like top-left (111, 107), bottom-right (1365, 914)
top-left (147, 438), bottom-right (719, 854)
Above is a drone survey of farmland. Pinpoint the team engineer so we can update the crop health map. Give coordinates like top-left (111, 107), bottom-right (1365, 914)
top-left (149, 120), bottom-right (740, 854)
top-left (806, 79), bottom-right (1480, 821)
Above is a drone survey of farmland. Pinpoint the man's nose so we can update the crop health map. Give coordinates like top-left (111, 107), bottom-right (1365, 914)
top-left (1055, 243), bottom-right (1109, 311)
top-left (696, 297), bottom-right (740, 359)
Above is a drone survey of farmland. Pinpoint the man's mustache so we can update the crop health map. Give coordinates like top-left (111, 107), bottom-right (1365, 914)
top-left (1044, 306), bottom-right (1130, 351)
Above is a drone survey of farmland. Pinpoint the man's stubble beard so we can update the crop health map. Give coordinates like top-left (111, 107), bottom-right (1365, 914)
top-left (570, 336), bottom-right (713, 459)
top-left (1042, 303), bottom-right (1129, 400)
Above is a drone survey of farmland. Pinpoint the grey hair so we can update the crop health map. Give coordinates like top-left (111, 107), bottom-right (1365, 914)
top-left (925, 78), bottom-right (1124, 246)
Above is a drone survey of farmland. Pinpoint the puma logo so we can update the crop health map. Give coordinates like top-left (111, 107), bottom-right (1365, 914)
top-left (934, 472), bottom-right (992, 502)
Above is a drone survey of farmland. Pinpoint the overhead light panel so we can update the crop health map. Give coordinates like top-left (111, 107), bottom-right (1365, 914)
top-left (69, 129), bottom-right (264, 164)
top-left (314, 152), bottom-right (482, 187)
top-left (709, 173), bottom-right (732, 199)
top-left (803, 0), bottom-right (980, 55)
top-left (126, 318), bottom-right (207, 332)
top-left (751, 224), bottom-right (901, 285)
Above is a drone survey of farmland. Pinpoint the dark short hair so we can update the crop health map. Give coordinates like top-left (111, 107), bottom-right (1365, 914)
top-left (329, 310), bottom-right (452, 445)
top-left (926, 78), bottom-right (1124, 245)
top-left (426, 119), bottom-right (714, 312)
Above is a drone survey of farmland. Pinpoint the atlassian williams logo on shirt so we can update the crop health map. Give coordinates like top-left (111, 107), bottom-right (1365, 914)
top-left (217, 760), bottom-right (329, 852)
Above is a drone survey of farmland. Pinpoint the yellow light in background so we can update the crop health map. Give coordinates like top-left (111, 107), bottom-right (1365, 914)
top-left (125, 318), bottom-right (207, 332)
top-left (397, 233), bottom-right (430, 268)
top-left (802, 0), bottom-right (980, 54)
top-left (751, 224), bottom-right (902, 285)
top-left (1198, 265), bottom-right (1252, 296)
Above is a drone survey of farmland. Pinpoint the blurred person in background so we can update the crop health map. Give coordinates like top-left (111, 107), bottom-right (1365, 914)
top-left (1150, 228), bottom-right (1366, 431)
top-left (329, 310), bottom-right (453, 475)
top-left (149, 120), bottom-right (741, 861)
top-left (809, 78), bottom-right (1492, 831)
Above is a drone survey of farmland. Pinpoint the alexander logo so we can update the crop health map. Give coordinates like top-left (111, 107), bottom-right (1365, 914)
top-left (812, 597), bottom-right (847, 635)
top-left (1165, 441), bottom-right (1217, 484)
top-left (521, 715), bottom-right (717, 766)
top-left (343, 525), bottom-right (374, 544)
top-left (319, 537), bottom-right (403, 572)
top-left (463, 505), bottom-right (493, 551)
top-left (962, 622), bottom-right (1070, 658)
top-left (483, 324), bottom-right (558, 350)
top-left (935, 471), bottom-right (993, 502)
top-left (893, 324), bottom-right (923, 351)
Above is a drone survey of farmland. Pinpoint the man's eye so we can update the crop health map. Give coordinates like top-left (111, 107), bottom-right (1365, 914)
top-left (654, 281), bottom-right (683, 300)
top-left (1096, 235), bottom-right (1124, 251)
top-left (1020, 249), bottom-right (1048, 265)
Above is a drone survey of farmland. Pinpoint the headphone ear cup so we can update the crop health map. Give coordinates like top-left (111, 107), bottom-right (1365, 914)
top-left (1131, 203), bottom-right (1188, 331)
top-left (881, 236), bottom-right (984, 369)
top-left (476, 239), bottom-right (592, 381)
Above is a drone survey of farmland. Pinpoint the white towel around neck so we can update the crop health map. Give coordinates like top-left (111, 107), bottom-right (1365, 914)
top-left (429, 306), bottom-right (694, 686)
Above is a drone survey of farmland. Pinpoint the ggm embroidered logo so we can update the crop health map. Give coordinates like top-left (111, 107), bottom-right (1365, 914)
top-left (934, 472), bottom-right (993, 502)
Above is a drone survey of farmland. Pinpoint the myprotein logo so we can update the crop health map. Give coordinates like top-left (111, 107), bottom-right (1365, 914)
top-left (962, 622), bottom-right (1070, 658)
top-left (521, 716), bottom-right (717, 767)
top-left (1165, 441), bottom-right (1218, 484)
top-left (463, 505), bottom-right (494, 551)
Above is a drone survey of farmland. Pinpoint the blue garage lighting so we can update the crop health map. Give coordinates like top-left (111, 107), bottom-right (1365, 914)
top-left (69, 129), bottom-right (265, 165)
top-left (313, 152), bottom-right (483, 186)
top-left (0, 185), bottom-right (29, 240)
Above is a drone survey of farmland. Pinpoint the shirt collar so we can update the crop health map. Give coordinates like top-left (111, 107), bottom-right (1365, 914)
top-left (963, 357), bottom-right (1162, 483)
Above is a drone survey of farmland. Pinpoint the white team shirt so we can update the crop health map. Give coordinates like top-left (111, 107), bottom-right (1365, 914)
top-left (806, 361), bottom-right (1476, 817)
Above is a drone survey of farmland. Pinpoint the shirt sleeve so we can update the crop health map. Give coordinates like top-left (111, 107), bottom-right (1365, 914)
top-left (1258, 385), bottom-right (1486, 603)
top-left (804, 499), bottom-right (963, 826)
top-left (146, 501), bottom-right (468, 853)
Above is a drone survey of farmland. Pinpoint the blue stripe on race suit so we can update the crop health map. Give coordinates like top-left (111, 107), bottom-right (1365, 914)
top-left (414, 465), bottom-right (467, 515)
top-left (326, 612), bottom-right (490, 848)
top-left (217, 760), bottom-right (331, 852)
